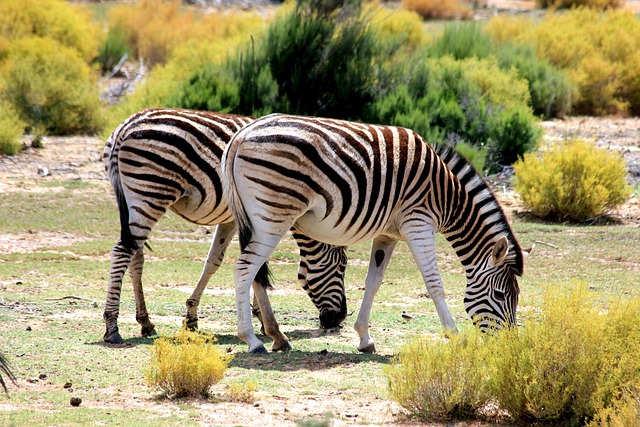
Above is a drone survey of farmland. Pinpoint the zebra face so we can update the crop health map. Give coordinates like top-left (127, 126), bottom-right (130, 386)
top-left (464, 236), bottom-right (521, 331)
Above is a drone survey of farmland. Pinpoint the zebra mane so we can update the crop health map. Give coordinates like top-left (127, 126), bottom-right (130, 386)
top-left (434, 145), bottom-right (524, 276)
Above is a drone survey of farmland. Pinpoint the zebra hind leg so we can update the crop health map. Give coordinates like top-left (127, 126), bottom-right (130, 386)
top-left (129, 248), bottom-right (157, 337)
top-left (104, 242), bottom-right (137, 344)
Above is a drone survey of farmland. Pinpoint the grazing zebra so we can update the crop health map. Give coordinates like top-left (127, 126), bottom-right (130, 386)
top-left (103, 108), bottom-right (347, 350)
top-left (0, 352), bottom-right (16, 393)
top-left (222, 113), bottom-right (531, 353)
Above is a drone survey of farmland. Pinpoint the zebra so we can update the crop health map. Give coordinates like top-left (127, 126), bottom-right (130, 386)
top-left (0, 352), bottom-right (16, 393)
top-left (103, 108), bottom-right (348, 350)
top-left (222, 113), bottom-right (532, 353)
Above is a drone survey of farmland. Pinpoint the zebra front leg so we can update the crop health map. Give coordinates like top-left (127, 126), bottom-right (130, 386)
top-left (129, 248), bottom-right (157, 337)
top-left (403, 224), bottom-right (457, 334)
top-left (104, 243), bottom-right (136, 343)
top-left (353, 237), bottom-right (398, 353)
top-left (185, 223), bottom-right (236, 330)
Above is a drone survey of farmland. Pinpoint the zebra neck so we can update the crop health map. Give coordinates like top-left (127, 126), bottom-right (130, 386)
top-left (434, 149), bottom-right (521, 273)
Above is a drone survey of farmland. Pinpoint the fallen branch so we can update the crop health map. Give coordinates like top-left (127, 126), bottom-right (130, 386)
top-left (44, 296), bottom-right (93, 302)
top-left (533, 240), bottom-right (558, 249)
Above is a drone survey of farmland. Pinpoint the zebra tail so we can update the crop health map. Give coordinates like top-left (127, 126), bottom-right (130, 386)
top-left (0, 352), bottom-right (16, 394)
top-left (105, 132), bottom-right (137, 252)
top-left (222, 133), bottom-right (273, 291)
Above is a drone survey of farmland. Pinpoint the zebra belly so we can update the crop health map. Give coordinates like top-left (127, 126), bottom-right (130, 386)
top-left (169, 192), bottom-right (231, 226)
top-left (293, 210), bottom-right (395, 247)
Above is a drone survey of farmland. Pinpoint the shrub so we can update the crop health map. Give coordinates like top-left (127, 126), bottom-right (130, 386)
top-left (366, 56), bottom-right (540, 170)
top-left (145, 329), bottom-right (232, 398)
top-left (103, 10), bottom-right (268, 138)
top-left (96, 26), bottom-right (130, 75)
top-left (367, 5), bottom-right (427, 53)
top-left (172, 4), bottom-right (386, 120)
top-left (486, 9), bottom-right (640, 116)
top-left (226, 381), bottom-right (258, 403)
top-left (0, 37), bottom-right (101, 135)
top-left (0, 0), bottom-right (100, 62)
top-left (514, 139), bottom-right (630, 222)
top-left (385, 330), bottom-right (490, 419)
top-left (428, 22), bottom-right (574, 118)
top-left (107, 0), bottom-right (267, 69)
top-left (535, 0), bottom-right (624, 9)
top-left (0, 101), bottom-right (25, 155)
top-left (385, 284), bottom-right (640, 424)
top-left (108, 0), bottom-right (197, 67)
top-left (401, 0), bottom-right (473, 20)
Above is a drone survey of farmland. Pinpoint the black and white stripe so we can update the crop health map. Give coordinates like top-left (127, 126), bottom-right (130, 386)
top-left (102, 108), bottom-right (348, 349)
top-left (222, 113), bottom-right (530, 353)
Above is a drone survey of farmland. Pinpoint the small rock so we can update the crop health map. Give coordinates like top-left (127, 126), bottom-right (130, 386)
top-left (70, 397), bottom-right (82, 407)
top-left (319, 349), bottom-right (328, 355)
top-left (37, 165), bottom-right (50, 177)
top-left (39, 373), bottom-right (47, 380)
top-left (25, 326), bottom-right (32, 331)
top-left (63, 382), bottom-right (72, 389)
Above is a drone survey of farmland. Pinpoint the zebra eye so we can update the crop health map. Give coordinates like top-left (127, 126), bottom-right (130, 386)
top-left (494, 289), bottom-right (506, 302)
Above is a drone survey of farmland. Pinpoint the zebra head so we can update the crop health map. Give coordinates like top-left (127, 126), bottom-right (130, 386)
top-left (464, 236), bottom-right (531, 331)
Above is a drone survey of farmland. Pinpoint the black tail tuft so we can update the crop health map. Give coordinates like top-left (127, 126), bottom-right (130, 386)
top-left (237, 222), bottom-right (273, 291)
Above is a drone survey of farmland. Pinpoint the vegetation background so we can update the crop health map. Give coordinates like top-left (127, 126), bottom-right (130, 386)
top-left (0, 0), bottom-right (639, 425)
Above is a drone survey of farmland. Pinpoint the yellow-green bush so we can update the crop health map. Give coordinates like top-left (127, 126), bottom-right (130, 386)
top-left (514, 139), bottom-right (630, 222)
top-left (400, 0), bottom-right (473, 20)
top-left (385, 284), bottom-right (640, 424)
top-left (0, 0), bottom-right (100, 62)
top-left (0, 100), bottom-right (25, 155)
top-left (486, 8), bottom-right (640, 116)
top-left (386, 331), bottom-right (490, 419)
top-left (367, 4), bottom-right (427, 52)
top-left (107, 0), bottom-right (267, 68)
top-left (103, 9), bottom-right (268, 135)
top-left (145, 329), bottom-right (232, 398)
top-left (0, 37), bottom-right (101, 135)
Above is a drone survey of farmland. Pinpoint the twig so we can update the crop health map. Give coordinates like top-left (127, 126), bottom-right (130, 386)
top-left (533, 240), bottom-right (558, 249)
top-left (44, 296), bottom-right (93, 302)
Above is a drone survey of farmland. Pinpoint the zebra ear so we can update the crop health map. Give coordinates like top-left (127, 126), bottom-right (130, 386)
top-left (491, 236), bottom-right (510, 266)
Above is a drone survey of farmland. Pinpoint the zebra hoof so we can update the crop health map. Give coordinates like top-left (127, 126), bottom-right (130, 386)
top-left (358, 343), bottom-right (377, 354)
top-left (249, 344), bottom-right (268, 354)
top-left (272, 341), bottom-right (293, 353)
top-left (141, 326), bottom-right (157, 337)
top-left (104, 330), bottom-right (124, 344)
top-left (184, 319), bottom-right (198, 331)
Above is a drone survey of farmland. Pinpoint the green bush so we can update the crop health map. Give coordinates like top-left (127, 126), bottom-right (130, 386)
top-left (535, 0), bottom-right (624, 9)
top-left (171, 3), bottom-right (386, 120)
top-left (514, 139), bottom-right (630, 222)
top-left (0, 37), bottom-right (101, 135)
top-left (0, 0), bottom-right (100, 62)
top-left (145, 329), bottom-right (232, 398)
top-left (385, 284), bottom-right (640, 424)
top-left (97, 26), bottom-right (130, 75)
top-left (365, 56), bottom-right (540, 170)
top-left (0, 101), bottom-right (25, 155)
top-left (428, 22), bottom-right (574, 118)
